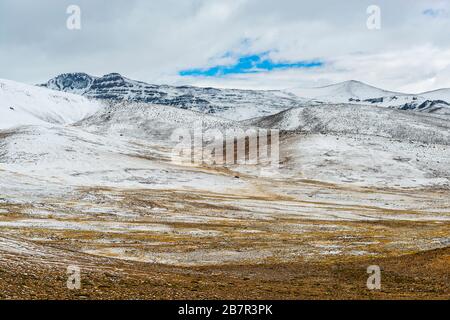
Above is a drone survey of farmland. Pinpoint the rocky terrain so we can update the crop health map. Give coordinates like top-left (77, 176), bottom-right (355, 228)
top-left (39, 73), bottom-right (305, 120)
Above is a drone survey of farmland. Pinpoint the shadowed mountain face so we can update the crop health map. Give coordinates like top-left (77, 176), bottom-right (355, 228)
top-left (39, 73), bottom-right (305, 120)
top-left (42, 72), bottom-right (95, 93)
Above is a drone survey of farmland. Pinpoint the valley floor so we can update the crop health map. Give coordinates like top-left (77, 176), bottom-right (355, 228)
top-left (1, 233), bottom-right (448, 300)
top-left (0, 177), bottom-right (449, 299)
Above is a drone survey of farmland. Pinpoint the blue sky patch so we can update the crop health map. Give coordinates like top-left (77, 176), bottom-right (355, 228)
top-left (422, 8), bottom-right (445, 17)
top-left (179, 53), bottom-right (323, 77)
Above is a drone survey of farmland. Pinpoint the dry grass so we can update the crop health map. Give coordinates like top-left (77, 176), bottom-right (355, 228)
top-left (0, 173), bottom-right (449, 299)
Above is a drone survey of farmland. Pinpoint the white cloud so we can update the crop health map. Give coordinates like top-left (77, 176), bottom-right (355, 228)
top-left (0, 0), bottom-right (449, 92)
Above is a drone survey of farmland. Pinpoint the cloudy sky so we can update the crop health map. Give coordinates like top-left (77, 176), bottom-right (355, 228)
top-left (0, 0), bottom-right (449, 93)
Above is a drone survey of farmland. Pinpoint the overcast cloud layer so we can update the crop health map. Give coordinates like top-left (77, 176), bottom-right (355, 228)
top-left (0, 0), bottom-right (449, 92)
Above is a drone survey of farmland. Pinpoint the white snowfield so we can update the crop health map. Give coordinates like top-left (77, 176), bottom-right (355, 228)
top-left (0, 79), bottom-right (103, 130)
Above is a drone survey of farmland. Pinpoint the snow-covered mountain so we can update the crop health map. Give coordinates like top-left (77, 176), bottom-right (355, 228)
top-left (41, 74), bottom-right (450, 119)
top-left (247, 104), bottom-right (450, 145)
top-left (420, 88), bottom-right (450, 102)
top-left (245, 104), bottom-right (450, 187)
top-left (288, 80), bottom-right (450, 115)
top-left (40, 73), bottom-right (305, 121)
top-left (288, 80), bottom-right (399, 102)
top-left (0, 78), bottom-right (103, 130)
top-left (2, 75), bottom-right (449, 190)
top-left (0, 78), bottom-right (247, 193)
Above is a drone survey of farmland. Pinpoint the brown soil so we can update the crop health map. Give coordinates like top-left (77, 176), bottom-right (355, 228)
top-left (1, 245), bottom-right (448, 300)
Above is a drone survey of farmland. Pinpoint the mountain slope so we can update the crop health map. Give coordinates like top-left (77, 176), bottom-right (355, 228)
top-left (40, 73), bottom-right (305, 121)
top-left (247, 104), bottom-right (450, 145)
top-left (287, 80), bottom-right (450, 115)
top-left (288, 80), bottom-right (400, 102)
top-left (420, 88), bottom-right (450, 102)
top-left (44, 72), bottom-right (96, 94)
top-left (245, 104), bottom-right (450, 188)
top-left (0, 82), bottom-right (247, 193)
top-left (0, 78), bottom-right (103, 130)
top-left (42, 74), bottom-right (450, 118)
top-left (77, 101), bottom-right (240, 148)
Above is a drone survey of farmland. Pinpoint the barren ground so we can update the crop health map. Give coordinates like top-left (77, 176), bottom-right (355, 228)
top-left (1, 179), bottom-right (449, 299)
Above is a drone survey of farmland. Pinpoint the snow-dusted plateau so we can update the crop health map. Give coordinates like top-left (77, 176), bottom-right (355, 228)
top-left (0, 73), bottom-right (449, 299)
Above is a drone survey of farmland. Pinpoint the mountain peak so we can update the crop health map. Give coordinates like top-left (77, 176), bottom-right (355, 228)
top-left (43, 72), bottom-right (96, 93)
top-left (327, 80), bottom-right (381, 90)
top-left (288, 80), bottom-right (398, 102)
top-left (89, 73), bottom-right (132, 90)
top-left (48, 72), bottom-right (95, 83)
top-left (37, 73), bottom-right (450, 118)
top-left (38, 72), bottom-right (305, 120)
top-left (101, 73), bottom-right (126, 80)
top-left (41, 72), bottom-right (133, 94)
top-left (341, 80), bottom-right (364, 85)
top-left (420, 88), bottom-right (450, 102)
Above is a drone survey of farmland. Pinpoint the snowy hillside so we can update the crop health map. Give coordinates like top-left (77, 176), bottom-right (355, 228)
top-left (420, 88), bottom-right (450, 102)
top-left (288, 80), bottom-right (450, 115)
top-left (247, 104), bottom-right (450, 145)
top-left (40, 73), bottom-right (305, 121)
top-left (277, 132), bottom-right (450, 188)
top-left (1, 76), bottom-right (450, 191)
top-left (246, 104), bottom-right (450, 188)
top-left (288, 80), bottom-right (399, 103)
top-left (78, 101), bottom-right (241, 149)
top-left (0, 82), bottom-right (247, 193)
top-left (0, 79), bottom-right (103, 130)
